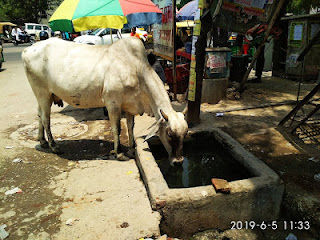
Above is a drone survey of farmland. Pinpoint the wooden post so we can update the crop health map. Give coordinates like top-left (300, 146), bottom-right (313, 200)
top-left (187, 11), bottom-right (212, 126)
top-left (239, 0), bottom-right (287, 92)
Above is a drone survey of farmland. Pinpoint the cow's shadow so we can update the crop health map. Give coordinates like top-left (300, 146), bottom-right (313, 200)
top-left (36, 139), bottom-right (129, 161)
top-left (59, 105), bottom-right (107, 122)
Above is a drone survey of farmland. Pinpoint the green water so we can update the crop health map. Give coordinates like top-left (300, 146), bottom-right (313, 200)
top-left (149, 135), bottom-right (253, 188)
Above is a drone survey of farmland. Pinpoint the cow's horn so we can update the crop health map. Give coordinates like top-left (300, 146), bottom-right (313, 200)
top-left (160, 109), bottom-right (169, 121)
top-left (182, 105), bottom-right (188, 116)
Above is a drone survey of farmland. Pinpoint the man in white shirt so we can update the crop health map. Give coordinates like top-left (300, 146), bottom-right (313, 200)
top-left (11, 26), bottom-right (18, 41)
top-left (17, 26), bottom-right (24, 41)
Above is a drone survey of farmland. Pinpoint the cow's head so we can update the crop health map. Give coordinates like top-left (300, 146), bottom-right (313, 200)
top-left (145, 109), bottom-right (188, 166)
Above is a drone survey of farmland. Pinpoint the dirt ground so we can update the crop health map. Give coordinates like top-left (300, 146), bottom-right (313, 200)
top-left (0, 108), bottom-right (139, 239)
top-left (188, 73), bottom-right (320, 239)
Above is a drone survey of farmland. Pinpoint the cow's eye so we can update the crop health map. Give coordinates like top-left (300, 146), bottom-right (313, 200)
top-left (167, 129), bottom-right (173, 138)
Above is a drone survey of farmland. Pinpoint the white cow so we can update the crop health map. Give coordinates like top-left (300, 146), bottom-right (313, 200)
top-left (22, 37), bottom-right (188, 166)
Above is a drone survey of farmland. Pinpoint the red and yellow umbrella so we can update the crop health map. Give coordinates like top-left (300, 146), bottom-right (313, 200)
top-left (49, 0), bottom-right (162, 32)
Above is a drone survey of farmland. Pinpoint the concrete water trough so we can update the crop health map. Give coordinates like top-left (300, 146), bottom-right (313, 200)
top-left (135, 128), bottom-right (284, 238)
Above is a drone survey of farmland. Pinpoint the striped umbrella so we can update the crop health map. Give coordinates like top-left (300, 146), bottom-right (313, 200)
top-left (49, 0), bottom-right (162, 32)
top-left (177, 0), bottom-right (198, 21)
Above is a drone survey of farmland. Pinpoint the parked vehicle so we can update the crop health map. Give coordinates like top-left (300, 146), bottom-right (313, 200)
top-left (73, 27), bottom-right (148, 45)
top-left (74, 28), bottom-right (126, 45)
top-left (0, 40), bottom-right (3, 70)
top-left (24, 23), bottom-right (51, 40)
top-left (0, 22), bottom-right (16, 43)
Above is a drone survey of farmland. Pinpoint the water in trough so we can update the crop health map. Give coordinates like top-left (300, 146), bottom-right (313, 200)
top-left (148, 132), bottom-right (254, 188)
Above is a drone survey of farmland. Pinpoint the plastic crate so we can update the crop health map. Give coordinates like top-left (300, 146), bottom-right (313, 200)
top-left (165, 63), bottom-right (190, 83)
top-left (164, 63), bottom-right (190, 93)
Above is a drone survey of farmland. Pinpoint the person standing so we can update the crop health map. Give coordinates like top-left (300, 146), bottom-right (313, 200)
top-left (254, 44), bottom-right (265, 82)
top-left (246, 24), bottom-right (282, 83)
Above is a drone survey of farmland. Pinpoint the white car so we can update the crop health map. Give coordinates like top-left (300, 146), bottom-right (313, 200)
top-left (73, 28), bottom-right (123, 45)
top-left (24, 23), bottom-right (51, 39)
top-left (73, 27), bottom-right (148, 45)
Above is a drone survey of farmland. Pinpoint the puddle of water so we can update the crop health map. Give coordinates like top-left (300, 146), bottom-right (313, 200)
top-left (148, 133), bottom-right (254, 188)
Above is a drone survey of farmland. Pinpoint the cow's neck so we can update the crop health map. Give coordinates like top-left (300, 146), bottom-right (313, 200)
top-left (143, 67), bottom-right (174, 120)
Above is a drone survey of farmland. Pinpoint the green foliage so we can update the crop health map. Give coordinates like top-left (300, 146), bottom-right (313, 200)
top-left (287, 0), bottom-right (319, 15)
top-left (0, 0), bottom-right (62, 23)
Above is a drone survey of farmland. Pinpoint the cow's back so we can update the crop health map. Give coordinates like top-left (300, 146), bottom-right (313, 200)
top-left (22, 37), bottom-right (151, 109)
top-left (22, 38), bottom-right (110, 108)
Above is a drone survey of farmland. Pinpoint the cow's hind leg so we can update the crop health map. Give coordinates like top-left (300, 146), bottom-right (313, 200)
top-left (38, 105), bottom-right (49, 148)
top-left (126, 112), bottom-right (135, 158)
top-left (38, 96), bottom-right (62, 154)
top-left (108, 106), bottom-right (129, 161)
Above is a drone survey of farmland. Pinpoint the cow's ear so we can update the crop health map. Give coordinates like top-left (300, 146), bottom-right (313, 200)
top-left (144, 118), bottom-right (162, 142)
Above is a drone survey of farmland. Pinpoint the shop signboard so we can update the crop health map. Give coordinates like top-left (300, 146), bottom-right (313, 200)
top-left (222, 0), bottom-right (271, 18)
top-left (212, 0), bottom-right (277, 34)
top-left (153, 0), bottom-right (174, 60)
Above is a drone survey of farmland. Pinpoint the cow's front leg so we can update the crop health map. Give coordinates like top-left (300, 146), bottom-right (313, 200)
top-left (108, 107), bottom-right (129, 161)
top-left (126, 112), bottom-right (135, 158)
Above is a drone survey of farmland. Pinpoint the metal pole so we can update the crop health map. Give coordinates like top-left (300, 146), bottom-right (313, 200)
top-left (173, 0), bottom-right (177, 100)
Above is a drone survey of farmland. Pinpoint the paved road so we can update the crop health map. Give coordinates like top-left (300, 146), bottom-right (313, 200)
top-left (0, 44), bottom-right (36, 133)
top-left (0, 42), bottom-right (160, 240)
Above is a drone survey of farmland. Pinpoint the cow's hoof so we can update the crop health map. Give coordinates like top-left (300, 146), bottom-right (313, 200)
top-left (117, 153), bottom-right (130, 161)
top-left (127, 149), bottom-right (135, 158)
top-left (40, 141), bottom-right (49, 149)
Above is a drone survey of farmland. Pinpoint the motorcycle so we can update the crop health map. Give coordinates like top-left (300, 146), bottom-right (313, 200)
top-left (12, 31), bottom-right (35, 45)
